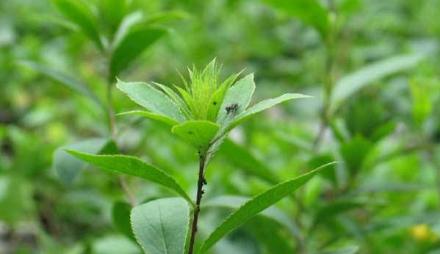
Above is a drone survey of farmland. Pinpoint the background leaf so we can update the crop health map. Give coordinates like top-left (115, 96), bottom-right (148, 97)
top-left (19, 61), bottom-right (103, 108)
top-left (263, 0), bottom-right (329, 37)
top-left (330, 53), bottom-right (425, 113)
top-left (53, 138), bottom-right (109, 185)
top-left (110, 27), bottom-right (166, 78)
top-left (219, 139), bottom-right (278, 184)
top-left (98, 0), bottom-right (129, 35)
top-left (131, 198), bottom-right (190, 254)
top-left (321, 245), bottom-right (359, 254)
top-left (340, 136), bottom-right (373, 177)
top-left (112, 201), bottom-right (135, 241)
top-left (52, 0), bottom-right (103, 50)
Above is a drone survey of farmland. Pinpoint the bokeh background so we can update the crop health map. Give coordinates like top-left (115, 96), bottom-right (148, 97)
top-left (1, 0), bottom-right (440, 253)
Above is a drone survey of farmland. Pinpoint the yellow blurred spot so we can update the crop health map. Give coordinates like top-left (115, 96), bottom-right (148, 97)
top-left (410, 224), bottom-right (434, 241)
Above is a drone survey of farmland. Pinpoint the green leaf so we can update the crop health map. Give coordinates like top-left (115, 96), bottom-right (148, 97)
top-left (199, 163), bottom-right (334, 253)
top-left (203, 195), bottom-right (300, 237)
top-left (409, 77), bottom-right (439, 126)
top-left (140, 11), bottom-right (188, 26)
top-left (308, 154), bottom-right (337, 185)
top-left (117, 110), bottom-right (180, 126)
top-left (370, 121), bottom-right (396, 142)
top-left (110, 27), bottom-right (166, 78)
top-left (52, 0), bottom-right (103, 50)
top-left (19, 61), bottom-right (103, 108)
top-left (0, 177), bottom-right (33, 224)
top-left (225, 93), bottom-right (311, 132)
top-left (53, 138), bottom-right (109, 185)
top-left (98, 0), bottom-right (128, 34)
top-left (153, 82), bottom-right (192, 119)
top-left (219, 139), bottom-right (278, 184)
top-left (330, 53), bottom-right (424, 113)
top-left (171, 120), bottom-right (220, 151)
top-left (112, 201), bottom-right (135, 240)
top-left (116, 80), bottom-right (185, 123)
top-left (321, 245), bottom-right (359, 254)
top-left (263, 0), bottom-right (329, 37)
top-left (313, 200), bottom-right (363, 226)
top-left (340, 136), bottom-right (373, 177)
top-left (66, 151), bottom-right (193, 204)
top-left (248, 218), bottom-right (295, 254)
top-left (131, 198), bottom-right (190, 254)
top-left (217, 74), bottom-right (255, 125)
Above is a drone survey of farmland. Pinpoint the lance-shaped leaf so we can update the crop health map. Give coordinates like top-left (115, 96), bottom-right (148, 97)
top-left (225, 93), bottom-right (311, 132)
top-left (110, 26), bottom-right (166, 78)
top-left (172, 120), bottom-right (220, 151)
top-left (203, 195), bottom-right (300, 237)
top-left (19, 61), bottom-right (103, 108)
top-left (264, 0), bottom-right (329, 38)
top-left (52, 0), bottom-right (103, 50)
top-left (117, 110), bottom-right (179, 126)
top-left (66, 151), bottom-right (193, 204)
top-left (131, 198), bottom-right (190, 254)
top-left (53, 138), bottom-right (110, 185)
top-left (217, 73), bottom-right (255, 125)
top-left (116, 80), bottom-right (185, 123)
top-left (198, 162), bottom-right (334, 253)
top-left (330, 53), bottom-right (424, 113)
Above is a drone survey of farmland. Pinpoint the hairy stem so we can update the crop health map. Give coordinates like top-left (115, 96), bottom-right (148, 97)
top-left (188, 152), bottom-right (208, 254)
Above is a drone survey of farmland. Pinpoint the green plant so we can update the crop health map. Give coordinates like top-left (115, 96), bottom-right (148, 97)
top-left (4, 0), bottom-right (440, 253)
top-left (67, 60), bottom-right (331, 254)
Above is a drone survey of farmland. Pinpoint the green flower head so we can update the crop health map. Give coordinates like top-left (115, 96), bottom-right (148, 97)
top-left (117, 59), bottom-right (309, 153)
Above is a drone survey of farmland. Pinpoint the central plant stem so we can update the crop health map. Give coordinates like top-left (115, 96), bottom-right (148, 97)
top-left (188, 152), bottom-right (208, 254)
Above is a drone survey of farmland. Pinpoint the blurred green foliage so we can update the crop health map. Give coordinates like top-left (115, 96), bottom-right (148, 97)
top-left (1, 0), bottom-right (440, 253)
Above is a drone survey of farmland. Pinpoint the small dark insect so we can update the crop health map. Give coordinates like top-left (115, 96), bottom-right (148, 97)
top-left (225, 103), bottom-right (239, 115)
